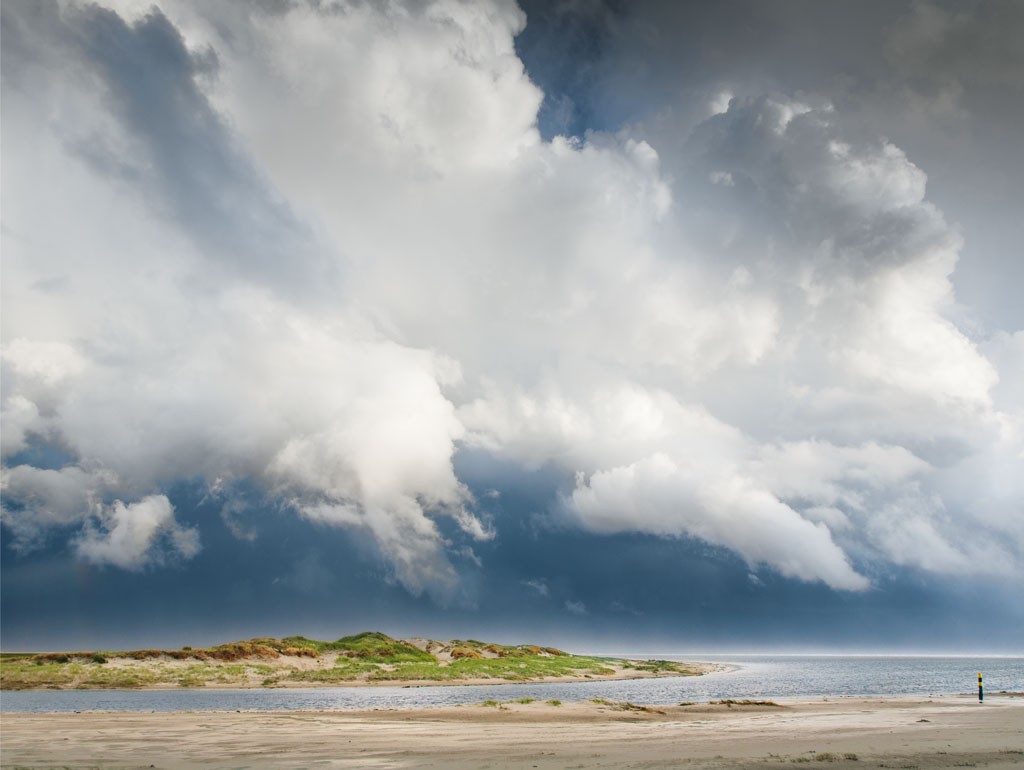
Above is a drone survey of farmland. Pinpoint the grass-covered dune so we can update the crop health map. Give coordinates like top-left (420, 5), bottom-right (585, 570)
top-left (0, 631), bottom-right (707, 690)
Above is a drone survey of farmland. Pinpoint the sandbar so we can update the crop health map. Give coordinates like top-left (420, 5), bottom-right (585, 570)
top-left (2, 694), bottom-right (1022, 769)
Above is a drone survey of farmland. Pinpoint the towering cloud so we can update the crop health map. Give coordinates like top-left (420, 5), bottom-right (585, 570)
top-left (2, 0), bottom-right (1021, 605)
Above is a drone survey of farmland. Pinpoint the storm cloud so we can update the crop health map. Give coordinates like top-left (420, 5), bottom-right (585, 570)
top-left (2, 0), bottom-right (1021, 645)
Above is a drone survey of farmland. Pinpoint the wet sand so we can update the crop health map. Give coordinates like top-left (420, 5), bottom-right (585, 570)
top-left (2, 694), bottom-right (1021, 769)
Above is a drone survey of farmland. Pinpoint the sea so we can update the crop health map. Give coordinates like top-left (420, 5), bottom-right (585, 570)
top-left (2, 654), bottom-right (1021, 713)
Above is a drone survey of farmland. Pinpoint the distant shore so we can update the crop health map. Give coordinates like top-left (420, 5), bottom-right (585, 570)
top-left (0, 631), bottom-right (718, 691)
top-left (3, 694), bottom-right (1021, 769)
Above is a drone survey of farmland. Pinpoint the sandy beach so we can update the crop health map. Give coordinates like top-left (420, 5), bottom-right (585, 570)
top-left (2, 694), bottom-right (1021, 769)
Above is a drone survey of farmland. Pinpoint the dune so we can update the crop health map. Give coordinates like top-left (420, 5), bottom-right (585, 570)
top-left (0, 631), bottom-right (715, 690)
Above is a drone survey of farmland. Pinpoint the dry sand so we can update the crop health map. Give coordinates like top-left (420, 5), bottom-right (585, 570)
top-left (1, 694), bottom-right (1021, 769)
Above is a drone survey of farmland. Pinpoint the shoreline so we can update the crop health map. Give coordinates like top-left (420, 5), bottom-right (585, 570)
top-left (2, 690), bottom-right (1018, 713)
top-left (3, 694), bottom-right (1021, 769)
top-left (0, 661), bottom-right (728, 692)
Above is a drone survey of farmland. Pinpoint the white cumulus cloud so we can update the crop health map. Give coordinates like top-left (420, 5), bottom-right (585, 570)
top-left (76, 495), bottom-right (199, 571)
top-left (1, 0), bottom-right (1020, 597)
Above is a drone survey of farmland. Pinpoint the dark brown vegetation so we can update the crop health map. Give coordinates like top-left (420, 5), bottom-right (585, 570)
top-left (710, 699), bottom-right (783, 707)
top-left (28, 638), bottom-right (321, 664)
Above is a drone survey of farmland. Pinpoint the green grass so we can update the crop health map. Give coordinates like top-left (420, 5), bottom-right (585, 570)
top-left (73, 663), bottom-right (163, 689)
top-left (442, 654), bottom-right (613, 680)
top-left (0, 657), bottom-right (283, 690)
top-left (288, 668), bottom-right (359, 683)
top-left (477, 697), bottom-right (549, 708)
top-left (364, 653), bottom-right (615, 682)
top-left (289, 661), bottom-right (382, 683)
top-left (1, 661), bottom-right (79, 689)
top-left (365, 662), bottom-right (464, 681)
top-left (283, 631), bottom-right (434, 663)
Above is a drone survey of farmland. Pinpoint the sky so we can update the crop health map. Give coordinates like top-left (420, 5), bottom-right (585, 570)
top-left (1, 0), bottom-right (1022, 653)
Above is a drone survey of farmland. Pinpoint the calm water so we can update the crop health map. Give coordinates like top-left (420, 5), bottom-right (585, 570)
top-left (2, 655), bottom-right (1021, 713)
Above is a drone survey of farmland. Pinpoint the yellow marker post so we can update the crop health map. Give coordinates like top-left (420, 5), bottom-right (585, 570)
top-left (978, 672), bottom-right (983, 703)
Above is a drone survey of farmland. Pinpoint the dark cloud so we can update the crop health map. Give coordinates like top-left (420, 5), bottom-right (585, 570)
top-left (514, 0), bottom-right (1024, 331)
top-left (5, 470), bottom-right (1021, 652)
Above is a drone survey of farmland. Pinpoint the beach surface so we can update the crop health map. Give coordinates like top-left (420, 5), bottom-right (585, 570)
top-left (2, 694), bottom-right (1021, 769)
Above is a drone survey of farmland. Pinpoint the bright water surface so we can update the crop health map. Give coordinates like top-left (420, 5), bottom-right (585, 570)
top-left (3, 655), bottom-right (1021, 713)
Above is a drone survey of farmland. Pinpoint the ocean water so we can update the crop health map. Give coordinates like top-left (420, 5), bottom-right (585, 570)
top-left (2, 654), bottom-right (1021, 713)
